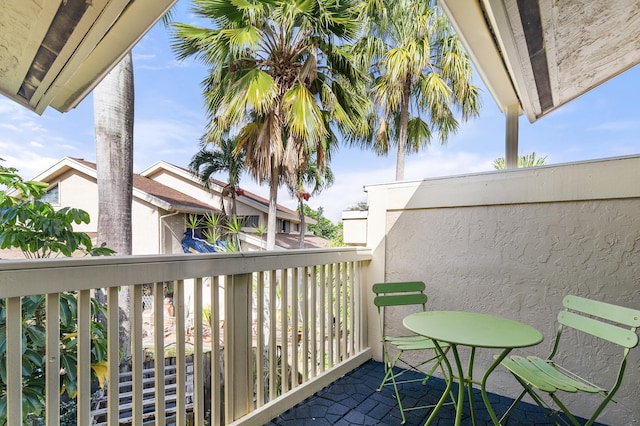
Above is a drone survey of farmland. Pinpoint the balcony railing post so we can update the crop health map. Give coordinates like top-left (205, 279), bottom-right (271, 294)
top-left (224, 273), bottom-right (252, 421)
top-left (6, 297), bottom-right (22, 426)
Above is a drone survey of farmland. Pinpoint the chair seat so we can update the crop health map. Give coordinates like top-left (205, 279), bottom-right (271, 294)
top-left (386, 335), bottom-right (449, 351)
top-left (501, 355), bottom-right (605, 394)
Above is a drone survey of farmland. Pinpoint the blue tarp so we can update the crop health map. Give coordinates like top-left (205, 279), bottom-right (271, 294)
top-left (181, 230), bottom-right (218, 253)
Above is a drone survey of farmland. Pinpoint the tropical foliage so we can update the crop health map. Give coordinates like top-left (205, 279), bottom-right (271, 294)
top-left (172, 0), bottom-right (370, 249)
top-left (288, 161), bottom-right (334, 248)
top-left (493, 152), bottom-right (548, 169)
top-left (0, 163), bottom-right (111, 423)
top-left (303, 205), bottom-right (342, 246)
top-left (189, 137), bottom-right (245, 216)
top-left (353, 0), bottom-right (480, 180)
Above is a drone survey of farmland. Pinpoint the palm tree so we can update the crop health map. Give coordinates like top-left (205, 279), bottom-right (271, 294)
top-left (189, 137), bottom-right (245, 216)
top-left (93, 52), bottom-right (134, 363)
top-left (354, 0), bottom-right (480, 180)
top-left (493, 152), bottom-right (548, 170)
top-left (172, 0), bottom-right (369, 250)
top-left (288, 162), bottom-right (334, 248)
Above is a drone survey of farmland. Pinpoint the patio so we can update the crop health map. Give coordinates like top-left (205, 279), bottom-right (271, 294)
top-left (2, 1), bottom-right (640, 425)
top-left (267, 360), bottom-right (606, 426)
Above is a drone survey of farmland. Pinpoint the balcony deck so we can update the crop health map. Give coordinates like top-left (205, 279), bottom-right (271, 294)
top-left (267, 360), bottom-right (607, 426)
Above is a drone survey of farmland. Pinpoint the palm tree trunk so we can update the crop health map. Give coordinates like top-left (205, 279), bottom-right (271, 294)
top-left (395, 81), bottom-right (411, 181)
top-left (298, 197), bottom-right (305, 249)
top-left (266, 158), bottom-right (279, 250)
top-left (231, 191), bottom-right (237, 216)
top-left (94, 52), bottom-right (134, 364)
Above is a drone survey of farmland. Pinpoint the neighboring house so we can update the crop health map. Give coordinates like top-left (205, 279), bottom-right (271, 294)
top-left (2, 157), bottom-right (324, 258)
top-left (140, 161), bottom-right (322, 249)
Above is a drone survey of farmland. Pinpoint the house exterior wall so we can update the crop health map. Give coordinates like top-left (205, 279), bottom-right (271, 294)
top-left (55, 170), bottom-right (99, 233)
top-left (131, 200), bottom-right (161, 254)
top-left (43, 168), bottom-right (167, 255)
top-left (363, 155), bottom-right (640, 425)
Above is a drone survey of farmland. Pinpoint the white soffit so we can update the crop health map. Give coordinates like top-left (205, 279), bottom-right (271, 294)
top-left (0, 0), bottom-right (176, 115)
top-left (440, 0), bottom-right (640, 123)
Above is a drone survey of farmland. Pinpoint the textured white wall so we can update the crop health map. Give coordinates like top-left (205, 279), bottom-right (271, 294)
top-left (364, 156), bottom-right (640, 425)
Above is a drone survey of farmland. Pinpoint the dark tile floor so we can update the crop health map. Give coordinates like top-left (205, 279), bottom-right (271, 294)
top-left (267, 360), bottom-right (605, 425)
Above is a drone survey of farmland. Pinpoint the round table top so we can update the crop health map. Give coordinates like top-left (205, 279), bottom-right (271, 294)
top-left (403, 311), bottom-right (543, 349)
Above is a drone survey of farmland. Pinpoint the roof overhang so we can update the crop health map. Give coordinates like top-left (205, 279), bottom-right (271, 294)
top-left (439, 0), bottom-right (640, 122)
top-left (0, 0), bottom-right (176, 115)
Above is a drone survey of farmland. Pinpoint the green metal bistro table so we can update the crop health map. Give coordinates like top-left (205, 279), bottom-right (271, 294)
top-left (403, 311), bottom-right (543, 426)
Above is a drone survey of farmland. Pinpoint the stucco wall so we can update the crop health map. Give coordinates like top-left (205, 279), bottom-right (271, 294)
top-left (364, 156), bottom-right (640, 425)
top-left (57, 170), bottom-right (99, 233)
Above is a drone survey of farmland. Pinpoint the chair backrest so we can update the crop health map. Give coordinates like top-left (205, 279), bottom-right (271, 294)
top-left (372, 281), bottom-right (428, 339)
top-left (559, 295), bottom-right (640, 349)
top-left (372, 281), bottom-right (428, 309)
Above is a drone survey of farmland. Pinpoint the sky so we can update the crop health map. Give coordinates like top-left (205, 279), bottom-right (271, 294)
top-left (1, 1), bottom-right (640, 223)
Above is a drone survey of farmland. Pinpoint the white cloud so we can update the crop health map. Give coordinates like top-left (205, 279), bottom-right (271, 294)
top-left (133, 53), bottom-right (157, 61)
top-left (590, 120), bottom-right (640, 131)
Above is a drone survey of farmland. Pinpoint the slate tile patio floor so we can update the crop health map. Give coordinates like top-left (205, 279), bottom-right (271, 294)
top-left (267, 360), bottom-right (606, 425)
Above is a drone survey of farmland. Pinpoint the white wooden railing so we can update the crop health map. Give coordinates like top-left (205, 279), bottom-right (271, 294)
top-left (0, 248), bottom-right (372, 426)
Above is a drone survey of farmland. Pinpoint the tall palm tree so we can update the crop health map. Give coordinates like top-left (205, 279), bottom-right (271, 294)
top-left (288, 161), bottom-right (334, 248)
top-left (172, 0), bottom-right (369, 250)
top-left (93, 52), bottom-right (134, 363)
top-left (354, 0), bottom-right (480, 180)
top-left (189, 137), bottom-right (245, 216)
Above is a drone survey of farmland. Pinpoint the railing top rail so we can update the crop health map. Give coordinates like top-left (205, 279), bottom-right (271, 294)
top-left (0, 247), bottom-right (372, 298)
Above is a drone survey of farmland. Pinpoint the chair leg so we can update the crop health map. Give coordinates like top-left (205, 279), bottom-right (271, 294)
top-left (510, 377), bottom-right (574, 426)
top-left (388, 350), bottom-right (407, 424)
top-left (499, 389), bottom-right (526, 424)
top-left (378, 350), bottom-right (403, 391)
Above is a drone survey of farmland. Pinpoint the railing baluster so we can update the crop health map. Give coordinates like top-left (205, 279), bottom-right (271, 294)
top-left (256, 271), bottom-right (265, 408)
top-left (107, 286), bottom-right (119, 425)
top-left (310, 265), bottom-right (317, 378)
top-left (355, 261), bottom-right (363, 351)
top-left (194, 277), bottom-right (204, 425)
top-left (301, 266), bottom-right (309, 382)
top-left (268, 270), bottom-right (277, 400)
top-left (46, 293), bottom-right (60, 426)
top-left (175, 279), bottom-right (187, 426)
top-left (319, 265), bottom-right (325, 374)
top-left (153, 281), bottom-right (166, 426)
top-left (334, 263), bottom-right (340, 364)
top-left (6, 297), bottom-right (21, 426)
top-left (248, 272), bottom-right (256, 410)
top-left (211, 276), bottom-right (221, 426)
top-left (291, 267), bottom-right (299, 389)
top-left (349, 261), bottom-right (355, 356)
top-left (77, 289), bottom-right (91, 426)
top-left (280, 269), bottom-right (289, 393)
top-left (132, 284), bottom-right (144, 425)
top-left (327, 263), bottom-right (334, 368)
top-left (342, 262), bottom-right (348, 359)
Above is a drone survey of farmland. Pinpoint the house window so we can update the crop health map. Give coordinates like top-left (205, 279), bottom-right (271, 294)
top-left (241, 215), bottom-right (259, 228)
top-left (41, 184), bottom-right (60, 205)
top-left (279, 220), bottom-right (290, 233)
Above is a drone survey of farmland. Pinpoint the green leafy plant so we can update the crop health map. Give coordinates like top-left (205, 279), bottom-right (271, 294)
top-left (223, 215), bottom-right (245, 251)
top-left (185, 214), bottom-right (202, 237)
top-left (0, 161), bottom-right (112, 423)
top-left (0, 163), bottom-right (114, 258)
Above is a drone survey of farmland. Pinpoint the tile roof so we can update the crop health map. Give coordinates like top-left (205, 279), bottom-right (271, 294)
top-left (169, 162), bottom-right (299, 217)
top-left (73, 158), bottom-right (215, 212)
top-left (273, 233), bottom-right (329, 249)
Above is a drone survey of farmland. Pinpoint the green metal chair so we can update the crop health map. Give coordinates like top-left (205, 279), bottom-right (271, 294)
top-left (500, 294), bottom-right (640, 426)
top-left (373, 281), bottom-right (452, 424)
